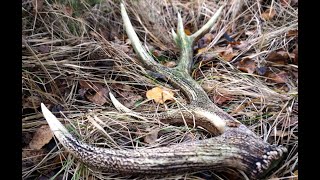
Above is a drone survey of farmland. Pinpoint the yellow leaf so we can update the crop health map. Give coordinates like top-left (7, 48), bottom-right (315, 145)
top-left (292, 170), bottom-right (298, 180)
top-left (184, 29), bottom-right (192, 35)
top-left (146, 87), bottom-right (174, 104)
top-left (197, 48), bottom-right (207, 55)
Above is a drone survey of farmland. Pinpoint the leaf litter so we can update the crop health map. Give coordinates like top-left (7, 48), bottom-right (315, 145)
top-left (29, 125), bottom-right (53, 150)
top-left (22, 0), bottom-right (298, 179)
top-left (146, 87), bottom-right (175, 104)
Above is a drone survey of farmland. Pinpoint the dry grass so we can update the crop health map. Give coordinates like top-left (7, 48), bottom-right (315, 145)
top-left (22, 0), bottom-right (298, 179)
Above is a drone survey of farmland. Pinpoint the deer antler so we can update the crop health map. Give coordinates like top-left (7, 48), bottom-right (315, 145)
top-left (41, 2), bottom-right (287, 179)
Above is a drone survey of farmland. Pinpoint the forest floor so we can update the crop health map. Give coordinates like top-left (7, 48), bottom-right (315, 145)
top-left (22, 0), bottom-right (298, 179)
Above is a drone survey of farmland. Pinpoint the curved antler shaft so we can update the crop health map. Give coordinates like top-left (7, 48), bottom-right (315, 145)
top-left (41, 103), bottom-right (286, 179)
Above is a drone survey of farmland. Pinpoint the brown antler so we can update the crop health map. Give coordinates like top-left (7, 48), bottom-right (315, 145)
top-left (41, 3), bottom-right (287, 179)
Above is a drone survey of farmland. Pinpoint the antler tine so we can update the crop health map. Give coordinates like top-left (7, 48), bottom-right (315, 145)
top-left (120, 3), bottom-right (158, 70)
top-left (190, 5), bottom-right (224, 41)
top-left (172, 6), bottom-right (224, 74)
top-left (176, 12), bottom-right (186, 38)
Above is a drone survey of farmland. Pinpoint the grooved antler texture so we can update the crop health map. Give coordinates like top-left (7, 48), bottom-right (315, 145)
top-left (41, 2), bottom-right (287, 179)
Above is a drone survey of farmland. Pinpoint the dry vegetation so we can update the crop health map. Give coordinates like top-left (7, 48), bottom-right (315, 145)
top-left (22, 0), bottom-right (298, 179)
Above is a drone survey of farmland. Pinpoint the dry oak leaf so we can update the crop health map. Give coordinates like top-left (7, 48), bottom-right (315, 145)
top-left (29, 125), bottom-right (53, 150)
top-left (266, 51), bottom-right (289, 65)
top-left (267, 71), bottom-right (288, 83)
top-left (286, 29), bottom-right (298, 37)
top-left (86, 87), bottom-right (109, 105)
top-left (261, 8), bottom-right (276, 21)
top-left (79, 81), bottom-right (109, 105)
top-left (232, 41), bottom-right (250, 51)
top-left (213, 46), bottom-right (238, 62)
top-left (237, 58), bottom-right (256, 74)
top-left (213, 94), bottom-right (233, 105)
top-left (146, 87), bottom-right (174, 104)
top-left (219, 49), bottom-right (238, 62)
top-left (79, 80), bottom-right (95, 89)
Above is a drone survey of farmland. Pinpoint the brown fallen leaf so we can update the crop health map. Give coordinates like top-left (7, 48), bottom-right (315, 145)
top-left (29, 125), bottom-right (53, 150)
top-left (292, 45), bottom-right (298, 64)
top-left (79, 81), bottom-right (109, 105)
top-left (152, 49), bottom-right (162, 57)
top-left (267, 71), bottom-right (288, 83)
top-left (266, 51), bottom-right (289, 65)
top-left (211, 45), bottom-right (238, 61)
top-left (219, 50), bottom-right (238, 62)
top-left (146, 87), bottom-right (174, 104)
top-left (197, 33), bottom-right (215, 49)
top-left (86, 87), bottom-right (109, 105)
top-left (286, 29), bottom-right (298, 37)
top-left (79, 80), bottom-right (95, 89)
top-left (261, 8), bottom-right (276, 21)
top-left (144, 129), bottom-right (160, 144)
top-left (184, 28), bottom-right (192, 35)
top-left (237, 58), bottom-right (256, 74)
top-left (213, 94), bottom-right (233, 105)
top-left (232, 41), bottom-right (250, 51)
